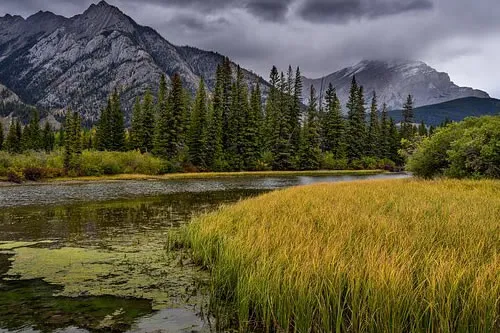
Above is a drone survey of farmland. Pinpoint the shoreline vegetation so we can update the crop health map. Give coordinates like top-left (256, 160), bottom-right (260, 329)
top-left (185, 178), bottom-right (500, 332)
top-left (0, 168), bottom-right (387, 186)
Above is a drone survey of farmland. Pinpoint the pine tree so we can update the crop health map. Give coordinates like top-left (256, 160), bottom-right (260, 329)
top-left (188, 79), bottom-right (209, 168)
top-left (41, 122), bottom-right (55, 152)
top-left (299, 85), bottom-right (321, 170)
top-left (221, 57), bottom-right (233, 155)
top-left (206, 65), bottom-right (225, 170)
top-left (141, 89), bottom-right (155, 153)
top-left (63, 110), bottom-right (82, 171)
top-left (264, 66), bottom-right (280, 153)
top-left (418, 121), bottom-right (428, 137)
top-left (5, 120), bottom-right (22, 153)
top-left (322, 83), bottom-right (345, 159)
top-left (226, 66), bottom-right (248, 170)
top-left (379, 103), bottom-right (391, 159)
top-left (291, 67), bottom-right (303, 157)
top-left (130, 97), bottom-right (143, 151)
top-left (345, 77), bottom-right (366, 161)
top-left (367, 91), bottom-right (381, 157)
top-left (272, 71), bottom-right (292, 170)
top-left (153, 75), bottom-right (172, 157)
top-left (22, 110), bottom-right (42, 151)
top-left (110, 89), bottom-right (125, 151)
top-left (244, 81), bottom-right (263, 169)
top-left (0, 124), bottom-right (3, 151)
top-left (96, 98), bottom-right (112, 151)
top-left (401, 94), bottom-right (414, 140)
top-left (165, 73), bottom-right (186, 159)
top-left (388, 118), bottom-right (402, 165)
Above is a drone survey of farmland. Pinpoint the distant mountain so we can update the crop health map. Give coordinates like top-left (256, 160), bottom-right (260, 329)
top-left (387, 97), bottom-right (500, 126)
top-left (0, 1), bottom-right (267, 122)
top-left (302, 60), bottom-right (490, 111)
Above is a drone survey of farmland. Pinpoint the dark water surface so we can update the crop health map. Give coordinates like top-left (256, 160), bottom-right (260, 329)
top-left (0, 173), bottom-right (408, 332)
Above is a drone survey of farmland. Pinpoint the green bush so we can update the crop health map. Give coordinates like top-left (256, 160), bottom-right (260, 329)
top-left (408, 116), bottom-right (500, 179)
top-left (321, 153), bottom-right (348, 170)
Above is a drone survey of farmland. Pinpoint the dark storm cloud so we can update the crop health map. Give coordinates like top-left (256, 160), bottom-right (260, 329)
top-left (121, 0), bottom-right (293, 22)
top-left (1, 0), bottom-right (500, 96)
top-left (299, 0), bottom-right (433, 23)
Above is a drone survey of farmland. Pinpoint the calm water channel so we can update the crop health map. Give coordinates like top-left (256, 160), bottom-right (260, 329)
top-left (0, 173), bottom-right (408, 332)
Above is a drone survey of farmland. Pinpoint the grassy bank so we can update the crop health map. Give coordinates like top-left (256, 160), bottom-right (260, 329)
top-left (186, 179), bottom-right (500, 332)
top-left (0, 150), bottom-right (386, 183)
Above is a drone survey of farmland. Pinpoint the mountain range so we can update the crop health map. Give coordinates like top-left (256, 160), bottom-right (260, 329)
top-left (0, 1), bottom-right (495, 126)
top-left (302, 60), bottom-right (489, 111)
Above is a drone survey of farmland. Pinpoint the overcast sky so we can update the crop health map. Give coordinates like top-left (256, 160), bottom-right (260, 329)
top-left (1, 0), bottom-right (499, 97)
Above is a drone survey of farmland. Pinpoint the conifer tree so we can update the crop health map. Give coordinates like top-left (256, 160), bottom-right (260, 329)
top-left (401, 94), bottom-right (414, 139)
top-left (188, 79), bottom-right (209, 168)
top-left (221, 57), bottom-right (233, 154)
top-left (42, 122), bottom-right (55, 152)
top-left (22, 110), bottom-right (42, 151)
top-left (5, 120), bottom-right (22, 153)
top-left (110, 90), bottom-right (125, 151)
top-left (379, 103), bottom-right (391, 159)
top-left (0, 124), bottom-right (3, 151)
top-left (96, 98), bottom-right (111, 151)
top-left (367, 91), bottom-right (381, 157)
top-left (418, 121), bottom-right (428, 137)
top-left (244, 81), bottom-right (263, 169)
top-left (153, 75), bottom-right (171, 157)
top-left (165, 73), bottom-right (186, 159)
top-left (345, 77), bottom-right (366, 161)
top-left (388, 118), bottom-right (401, 165)
top-left (264, 66), bottom-right (280, 153)
top-left (226, 66), bottom-right (248, 169)
top-left (206, 65), bottom-right (225, 170)
top-left (272, 71), bottom-right (292, 170)
top-left (322, 83), bottom-right (345, 158)
top-left (63, 110), bottom-right (82, 171)
top-left (130, 97), bottom-right (143, 151)
top-left (291, 67), bottom-right (303, 157)
top-left (141, 89), bottom-right (155, 153)
top-left (299, 85), bottom-right (321, 170)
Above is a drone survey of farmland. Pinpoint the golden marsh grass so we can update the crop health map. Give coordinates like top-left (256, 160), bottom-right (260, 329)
top-left (187, 179), bottom-right (500, 332)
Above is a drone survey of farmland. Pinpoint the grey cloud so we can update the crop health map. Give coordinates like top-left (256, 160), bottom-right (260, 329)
top-left (299, 0), bottom-right (434, 23)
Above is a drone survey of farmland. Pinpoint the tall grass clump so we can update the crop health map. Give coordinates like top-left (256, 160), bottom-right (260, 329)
top-left (186, 179), bottom-right (500, 332)
top-left (0, 150), bottom-right (164, 180)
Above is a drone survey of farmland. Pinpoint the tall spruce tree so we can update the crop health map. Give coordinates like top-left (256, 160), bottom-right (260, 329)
top-left (367, 91), bottom-right (381, 157)
top-left (264, 66), bottom-right (280, 153)
top-left (272, 71), bottom-right (292, 170)
top-left (291, 67), bottom-right (303, 157)
top-left (141, 89), bottom-right (155, 153)
top-left (22, 110), bottom-right (42, 151)
top-left (188, 79), bottom-right (209, 168)
top-left (42, 122), bottom-right (55, 152)
top-left (165, 73), bottom-right (186, 159)
top-left (244, 81), bottom-right (263, 169)
top-left (63, 110), bottom-right (82, 171)
top-left (206, 65), bottom-right (225, 170)
top-left (221, 57), bottom-right (233, 155)
top-left (299, 85), bottom-right (321, 170)
top-left (0, 123), bottom-right (3, 151)
top-left (345, 77), bottom-right (366, 161)
top-left (96, 98), bottom-right (112, 151)
top-left (5, 120), bottom-right (22, 153)
top-left (388, 118), bottom-right (401, 165)
top-left (379, 103), bottom-right (391, 159)
top-left (226, 66), bottom-right (248, 170)
top-left (110, 90), bottom-right (125, 151)
top-left (130, 97), bottom-right (143, 151)
top-left (322, 83), bottom-right (345, 158)
top-left (401, 94), bottom-right (414, 140)
top-left (153, 75), bottom-right (171, 157)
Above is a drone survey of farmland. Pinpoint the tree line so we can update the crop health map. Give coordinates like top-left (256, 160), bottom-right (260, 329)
top-left (1, 57), bottom-right (433, 172)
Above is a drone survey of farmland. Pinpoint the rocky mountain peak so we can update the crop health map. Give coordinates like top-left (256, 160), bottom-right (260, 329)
top-left (303, 59), bottom-right (490, 111)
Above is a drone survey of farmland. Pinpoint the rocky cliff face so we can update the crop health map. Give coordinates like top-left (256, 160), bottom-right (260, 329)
top-left (302, 60), bottom-right (490, 111)
top-left (0, 1), bottom-right (266, 122)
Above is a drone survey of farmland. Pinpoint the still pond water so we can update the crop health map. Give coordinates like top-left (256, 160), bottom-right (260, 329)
top-left (0, 173), bottom-right (408, 332)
